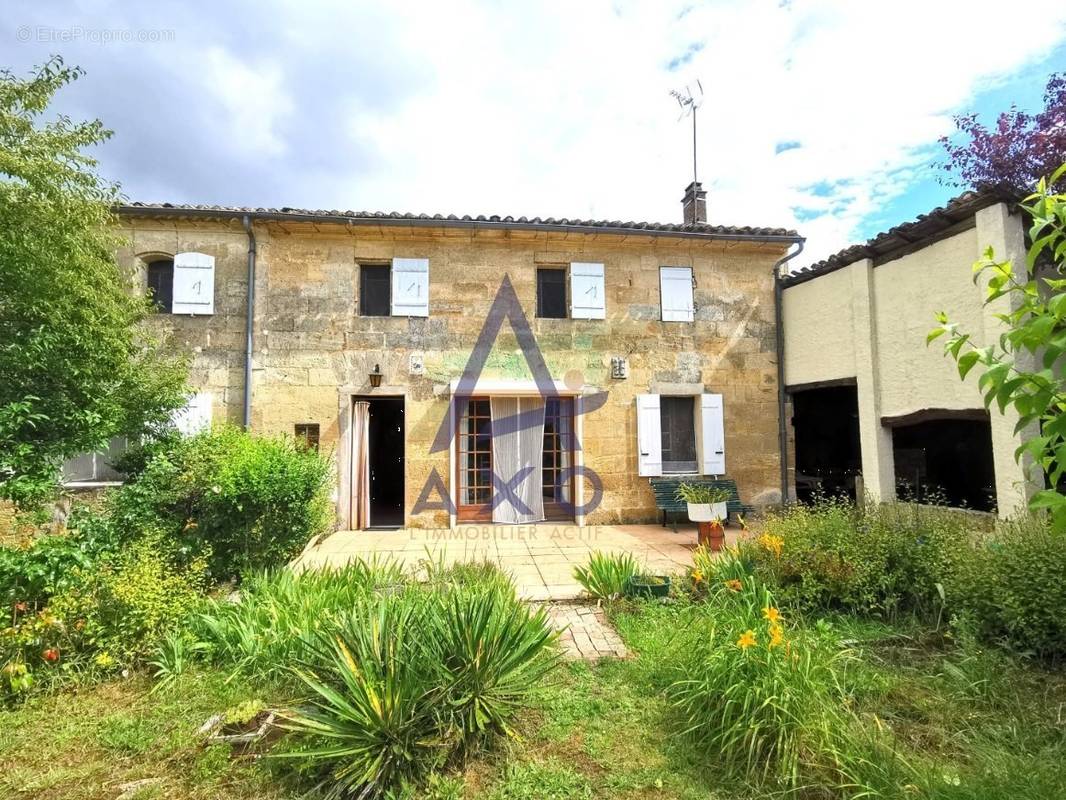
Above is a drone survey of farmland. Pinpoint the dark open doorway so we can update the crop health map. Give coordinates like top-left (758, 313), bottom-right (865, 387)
top-left (791, 384), bottom-right (862, 502)
top-left (891, 416), bottom-right (995, 511)
top-left (366, 396), bottom-right (405, 528)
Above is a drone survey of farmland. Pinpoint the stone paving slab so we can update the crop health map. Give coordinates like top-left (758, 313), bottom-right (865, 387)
top-left (295, 522), bottom-right (749, 601)
top-left (543, 602), bottom-right (628, 661)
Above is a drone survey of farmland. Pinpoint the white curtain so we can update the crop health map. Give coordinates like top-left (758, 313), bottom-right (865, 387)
top-left (352, 401), bottom-right (371, 529)
top-left (490, 397), bottom-right (546, 524)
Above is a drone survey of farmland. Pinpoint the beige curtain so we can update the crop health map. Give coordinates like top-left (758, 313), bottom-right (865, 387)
top-left (490, 397), bottom-right (545, 524)
top-left (352, 401), bottom-right (371, 529)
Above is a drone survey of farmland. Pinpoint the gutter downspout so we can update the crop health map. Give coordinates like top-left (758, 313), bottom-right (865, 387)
top-left (773, 240), bottom-right (805, 506)
top-left (242, 215), bottom-right (257, 430)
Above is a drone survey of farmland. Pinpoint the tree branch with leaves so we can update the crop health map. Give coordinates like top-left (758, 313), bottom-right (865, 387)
top-left (0, 58), bottom-right (188, 507)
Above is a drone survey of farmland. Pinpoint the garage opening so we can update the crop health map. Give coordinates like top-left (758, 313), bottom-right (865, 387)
top-left (790, 383), bottom-right (861, 502)
top-left (890, 414), bottom-right (995, 512)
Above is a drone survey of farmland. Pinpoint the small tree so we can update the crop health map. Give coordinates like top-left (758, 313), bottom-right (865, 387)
top-left (929, 164), bottom-right (1066, 531)
top-left (0, 58), bottom-right (187, 506)
top-left (939, 73), bottom-right (1066, 193)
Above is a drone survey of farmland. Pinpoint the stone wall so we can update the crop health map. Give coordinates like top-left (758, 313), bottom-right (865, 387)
top-left (119, 216), bottom-right (790, 527)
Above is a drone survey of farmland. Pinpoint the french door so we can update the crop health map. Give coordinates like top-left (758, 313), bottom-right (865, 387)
top-left (455, 396), bottom-right (575, 522)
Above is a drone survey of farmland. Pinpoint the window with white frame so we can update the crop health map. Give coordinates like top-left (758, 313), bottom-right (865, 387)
top-left (636, 393), bottom-right (725, 477)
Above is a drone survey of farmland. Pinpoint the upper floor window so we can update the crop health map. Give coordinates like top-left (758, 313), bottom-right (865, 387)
top-left (360, 264), bottom-right (391, 316)
top-left (147, 259), bottom-right (174, 313)
top-left (536, 268), bottom-right (567, 319)
top-left (359, 258), bottom-right (429, 317)
top-left (535, 262), bottom-right (605, 320)
top-left (660, 266), bottom-right (694, 322)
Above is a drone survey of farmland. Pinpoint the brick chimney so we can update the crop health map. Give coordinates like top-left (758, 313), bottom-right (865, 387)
top-left (682, 181), bottom-right (707, 225)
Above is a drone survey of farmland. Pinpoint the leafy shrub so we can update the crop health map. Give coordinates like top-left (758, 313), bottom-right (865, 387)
top-left (0, 505), bottom-right (120, 608)
top-left (110, 426), bottom-right (333, 581)
top-left (945, 519), bottom-right (1066, 656)
top-left (573, 552), bottom-right (639, 601)
top-left (47, 529), bottom-right (208, 664)
top-left (747, 500), bottom-right (976, 618)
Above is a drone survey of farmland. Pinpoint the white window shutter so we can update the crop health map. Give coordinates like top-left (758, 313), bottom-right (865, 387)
top-left (391, 258), bottom-right (429, 317)
top-left (698, 393), bottom-right (725, 475)
top-left (173, 392), bottom-right (213, 436)
top-left (172, 252), bottom-right (215, 315)
top-left (570, 262), bottom-right (606, 319)
top-left (660, 266), bottom-right (694, 322)
top-left (636, 394), bottom-right (663, 477)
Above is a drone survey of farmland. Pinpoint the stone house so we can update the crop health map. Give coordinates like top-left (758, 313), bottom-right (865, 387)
top-left (781, 189), bottom-right (1037, 517)
top-left (100, 183), bottom-right (802, 529)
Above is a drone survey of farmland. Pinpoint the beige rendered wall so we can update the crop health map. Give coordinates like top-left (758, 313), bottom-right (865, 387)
top-left (872, 227), bottom-right (985, 417)
top-left (781, 206), bottom-right (1038, 516)
top-left (781, 265), bottom-right (856, 388)
top-left (118, 218), bottom-right (789, 528)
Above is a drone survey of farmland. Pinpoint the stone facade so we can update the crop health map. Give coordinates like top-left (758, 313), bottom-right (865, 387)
top-left (118, 214), bottom-right (792, 528)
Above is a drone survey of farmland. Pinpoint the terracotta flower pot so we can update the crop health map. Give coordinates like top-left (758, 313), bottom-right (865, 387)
top-left (697, 520), bottom-right (726, 551)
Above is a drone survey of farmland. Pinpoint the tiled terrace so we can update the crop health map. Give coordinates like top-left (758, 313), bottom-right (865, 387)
top-left (294, 522), bottom-right (746, 600)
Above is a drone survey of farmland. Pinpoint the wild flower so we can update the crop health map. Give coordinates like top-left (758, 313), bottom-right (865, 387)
top-left (768, 623), bottom-right (785, 649)
top-left (762, 606), bottom-right (781, 624)
top-left (691, 570), bottom-right (704, 583)
top-left (736, 629), bottom-right (757, 650)
top-left (758, 533), bottom-right (784, 558)
top-left (725, 579), bottom-right (743, 592)
top-left (41, 648), bottom-right (59, 663)
top-left (14, 601), bottom-right (27, 613)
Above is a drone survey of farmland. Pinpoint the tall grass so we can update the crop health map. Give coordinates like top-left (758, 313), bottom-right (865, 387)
top-left (573, 551), bottom-right (639, 600)
top-left (665, 548), bottom-right (912, 794)
top-left (195, 559), bottom-right (406, 678)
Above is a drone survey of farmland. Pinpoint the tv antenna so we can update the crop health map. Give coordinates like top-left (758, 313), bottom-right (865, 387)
top-left (669, 80), bottom-right (703, 187)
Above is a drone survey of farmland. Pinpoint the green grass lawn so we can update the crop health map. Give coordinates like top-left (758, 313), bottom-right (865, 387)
top-left (3, 601), bottom-right (1065, 799)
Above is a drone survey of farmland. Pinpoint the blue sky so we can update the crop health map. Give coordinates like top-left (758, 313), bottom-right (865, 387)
top-left (2, 1), bottom-right (1065, 267)
top-left (861, 41), bottom-right (1066, 242)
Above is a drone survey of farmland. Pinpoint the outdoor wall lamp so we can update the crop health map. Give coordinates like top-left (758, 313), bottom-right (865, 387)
top-left (368, 363), bottom-right (383, 388)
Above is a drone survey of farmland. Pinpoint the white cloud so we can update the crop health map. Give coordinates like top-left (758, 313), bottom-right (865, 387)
top-left (300, 0), bottom-right (1066, 266)
top-left (13, 0), bottom-right (1063, 266)
top-left (201, 47), bottom-right (294, 159)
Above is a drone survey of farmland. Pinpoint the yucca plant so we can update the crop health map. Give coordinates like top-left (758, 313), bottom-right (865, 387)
top-left (276, 594), bottom-right (444, 799)
top-left (573, 551), bottom-right (640, 601)
top-left (274, 578), bottom-right (561, 798)
top-left (439, 588), bottom-right (560, 744)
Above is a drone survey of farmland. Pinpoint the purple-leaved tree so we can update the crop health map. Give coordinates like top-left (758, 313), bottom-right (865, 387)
top-left (939, 73), bottom-right (1066, 193)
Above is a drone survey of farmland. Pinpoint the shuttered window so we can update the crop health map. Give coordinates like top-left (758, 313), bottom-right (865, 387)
top-left (570, 262), bottom-right (606, 319)
top-left (172, 252), bottom-right (215, 315)
top-left (537, 269), bottom-right (567, 318)
top-left (360, 265), bottom-right (391, 316)
top-left (147, 259), bottom-right (174, 313)
top-left (661, 396), bottom-right (697, 473)
top-left (660, 266), bottom-right (694, 322)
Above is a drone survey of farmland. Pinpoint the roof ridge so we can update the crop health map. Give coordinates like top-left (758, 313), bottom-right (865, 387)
top-left (115, 201), bottom-right (802, 241)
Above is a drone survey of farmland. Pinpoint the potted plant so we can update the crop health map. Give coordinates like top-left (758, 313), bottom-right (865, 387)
top-left (624, 573), bottom-right (672, 599)
top-left (676, 483), bottom-right (730, 524)
top-left (199, 699), bottom-right (280, 754)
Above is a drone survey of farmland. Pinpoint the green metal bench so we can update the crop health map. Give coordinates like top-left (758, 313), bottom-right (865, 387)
top-left (649, 477), bottom-right (754, 530)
